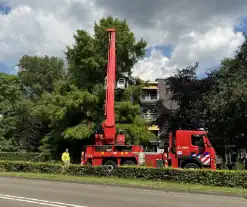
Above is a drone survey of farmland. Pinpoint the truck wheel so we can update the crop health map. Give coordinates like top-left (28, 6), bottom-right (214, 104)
top-left (122, 160), bottom-right (136, 166)
top-left (103, 160), bottom-right (117, 172)
top-left (184, 163), bottom-right (200, 169)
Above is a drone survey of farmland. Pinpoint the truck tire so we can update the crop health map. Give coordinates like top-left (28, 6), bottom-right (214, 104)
top-left (103, 160), bottom-right (117, 172)
top-left (183, 163), bottom-right (200, 169)
top-left (122, 160), bottom-right (136, 166)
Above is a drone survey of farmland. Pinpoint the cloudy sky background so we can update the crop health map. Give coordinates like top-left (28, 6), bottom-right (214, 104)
top-left (0, 0), bottom-right (247, 80)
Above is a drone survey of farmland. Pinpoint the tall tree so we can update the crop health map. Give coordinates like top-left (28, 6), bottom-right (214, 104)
top-left (15, 55), bottom-right (66, 151)
top-left (166, 63), bottom-right (213, 130)
top-left (66, 16), bottom-right (147, 91)
top-left (14, 98), bottom-right (44, 152)
top-left (18, 55), bottom-right (65, 100)
top-left (206, 35), bottom-right (247, 148)
top-left (0, 73), bottom-right (22, 151)
top-left (32, 81), bottom-right (99, 159)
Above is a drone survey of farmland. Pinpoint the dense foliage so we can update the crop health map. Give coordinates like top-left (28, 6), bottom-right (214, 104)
top-left (1, 160), bottom-right (247, 189)
top-left (0, 73), bottom-right (22, 151)
top-left (1, 16), bottom-right (247, 162)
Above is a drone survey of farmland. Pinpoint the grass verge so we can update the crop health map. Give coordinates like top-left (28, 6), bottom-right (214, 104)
top-left (0, 171), bottom-right (246, 198)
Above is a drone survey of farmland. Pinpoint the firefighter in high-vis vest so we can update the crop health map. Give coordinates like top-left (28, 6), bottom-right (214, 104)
top-left (61, 148), bottom-right (70, 171)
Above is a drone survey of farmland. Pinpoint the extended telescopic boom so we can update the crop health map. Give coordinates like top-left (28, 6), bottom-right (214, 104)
top-left (102, 28), bottom-right (116, 144)
top-left (94, 28), bottom-right (125, 146)
top-left (95, 28), bottom-right (125, 146)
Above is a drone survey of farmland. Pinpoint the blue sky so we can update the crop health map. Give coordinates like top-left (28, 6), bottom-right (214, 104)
top-left (146, 44), bottom-right (174, 59)
top-left (235, 16), bottom-right (247, 33)
top-left (0, 2), bottom-right (10, 15)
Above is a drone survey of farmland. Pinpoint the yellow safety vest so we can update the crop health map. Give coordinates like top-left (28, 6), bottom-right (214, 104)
top-left (61, 152), bottom-right (70, 161)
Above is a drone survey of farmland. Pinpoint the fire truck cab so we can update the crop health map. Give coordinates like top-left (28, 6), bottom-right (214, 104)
top-left (148, 129), bottom-right (216, 169)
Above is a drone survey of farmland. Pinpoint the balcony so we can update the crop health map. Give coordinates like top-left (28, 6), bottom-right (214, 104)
top-left (141, 113), bottom-right (157, 121)
top-left (148, 124), bottom-right (160, 131)
top-left (140, 94), bottom-right (159, 105)
top-left (142, 81), bottom-right (158, 90)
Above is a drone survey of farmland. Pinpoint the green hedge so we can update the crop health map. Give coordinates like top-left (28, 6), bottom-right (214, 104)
top-left (0, 152), bottom-right (53, 162)
top-left (0, 160), bottom-right (247, 189)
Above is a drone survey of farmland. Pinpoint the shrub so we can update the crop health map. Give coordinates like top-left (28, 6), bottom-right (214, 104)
top-left (0, 152), bottom-right (54, 162)
top-left (0, 160), bottom-right (247, 189)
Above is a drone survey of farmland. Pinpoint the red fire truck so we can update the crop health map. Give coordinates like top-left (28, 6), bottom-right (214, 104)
top-left (80, 28), bottom-right (217, 171)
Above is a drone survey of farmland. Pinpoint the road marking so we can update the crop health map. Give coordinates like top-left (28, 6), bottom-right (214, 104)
top-left (0, 193), bottom-right (87, 207)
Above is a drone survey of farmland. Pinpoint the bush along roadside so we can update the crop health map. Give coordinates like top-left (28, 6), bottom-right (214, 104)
top-left (0, 160), bottom-right (247, 189)
top-left (0, 152), bottom-right (53, 162)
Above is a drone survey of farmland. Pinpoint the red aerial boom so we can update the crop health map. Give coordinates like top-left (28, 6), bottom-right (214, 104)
top-left (95, 28), bottom-right (125, 146)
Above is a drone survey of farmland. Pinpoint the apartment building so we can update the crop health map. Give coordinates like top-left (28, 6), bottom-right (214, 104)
top-left (140, 79), bottom-right (178, 137)
top-left (140, 81), bottom-right (160, 136)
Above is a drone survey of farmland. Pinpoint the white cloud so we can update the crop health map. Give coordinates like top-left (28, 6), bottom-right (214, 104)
top-left (0, 0), bottom-right (103, 65)
top-left (133, 25), bottom-right (244, 80)
top-left (0, 0), bottom-right (247, 79)
top-left (166, 26), bottom-right (244, 75)
top-left (132, 48), bottom-right (171, 80)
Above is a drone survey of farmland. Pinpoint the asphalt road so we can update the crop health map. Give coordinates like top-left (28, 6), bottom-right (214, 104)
top-left (0, 177), bottom-right (246, 207)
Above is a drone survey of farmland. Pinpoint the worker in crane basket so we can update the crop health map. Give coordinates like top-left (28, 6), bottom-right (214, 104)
top-left (61, 148), bottom-right (70, 172)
